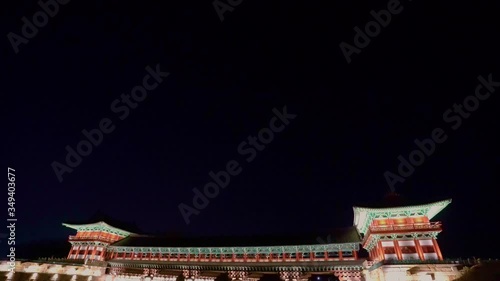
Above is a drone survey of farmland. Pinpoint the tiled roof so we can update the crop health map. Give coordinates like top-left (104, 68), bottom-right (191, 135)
top-left (110, 226), bottom-right (361, 247)
top-left (63, 211), bottom-right (143, 234)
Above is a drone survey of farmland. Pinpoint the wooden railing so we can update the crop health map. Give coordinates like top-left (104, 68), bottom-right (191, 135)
top-left (69, 235), bottom-right (117, 243)
top-left (368, 222), bottom-right (442, 233)
top-left (369, 257), bottom-right (499, 270)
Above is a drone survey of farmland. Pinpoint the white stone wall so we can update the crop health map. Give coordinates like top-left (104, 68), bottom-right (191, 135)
top-left (367, 264), bottom-right (463, 281)
top-left (0, 260), bottom-right (106, 281)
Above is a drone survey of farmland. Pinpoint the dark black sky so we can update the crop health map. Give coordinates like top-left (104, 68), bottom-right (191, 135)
top-left (2, 0), bottom-right (499, 260)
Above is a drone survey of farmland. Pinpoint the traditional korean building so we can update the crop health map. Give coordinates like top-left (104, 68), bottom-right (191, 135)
top-left (353, 198), bottom-right (463, 281)
top-left (0, 198), bottom-right (471, 281)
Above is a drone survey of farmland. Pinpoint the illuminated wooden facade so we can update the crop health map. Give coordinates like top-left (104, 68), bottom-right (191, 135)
top-left (104, 237), bottom-right (361, 263)
top-left (353, 199), bottom-right (450, 263)
top-left (64, 222), bottom-right (132, 261)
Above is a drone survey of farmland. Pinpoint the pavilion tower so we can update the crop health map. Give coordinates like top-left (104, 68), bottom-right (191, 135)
top-left (63, 221), bottom-right (132, 261)
top-left (353, 198), bottom-right (451, 262)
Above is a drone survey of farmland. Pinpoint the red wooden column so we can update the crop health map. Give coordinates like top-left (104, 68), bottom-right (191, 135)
top-left (393, 241), bottom-right (403, 260)
top-left (91, 247), bottom-right (98, 260)
top-left (76, 245), bottom-right (81, 259)
top-left (378, 241), bottom-right (385, 260)
top-left (414, 239), bottom-right (425, 260)
top-left (338, 250), bottom-right (343, 261)
top-left (432, 238), bottom-right (443, 260)
top-left (100, 249), bottom-right (105, 260)
top-left (83, 246), bottom-right (89, 260)
top-left (353, 250), bottom-right (358, 260)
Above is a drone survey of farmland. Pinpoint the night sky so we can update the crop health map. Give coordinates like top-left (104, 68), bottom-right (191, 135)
top-left (2, 0), bottom-right (499, 260)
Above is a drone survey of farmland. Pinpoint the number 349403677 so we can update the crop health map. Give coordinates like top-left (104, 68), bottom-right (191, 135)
top-left (8, 168), bottom-right (15, 212)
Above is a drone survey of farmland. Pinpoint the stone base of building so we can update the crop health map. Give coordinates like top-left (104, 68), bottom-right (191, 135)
top-left (365, 261), bottom-right (465, 281)
top-left (0, 259), bottom-right (474, 281)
